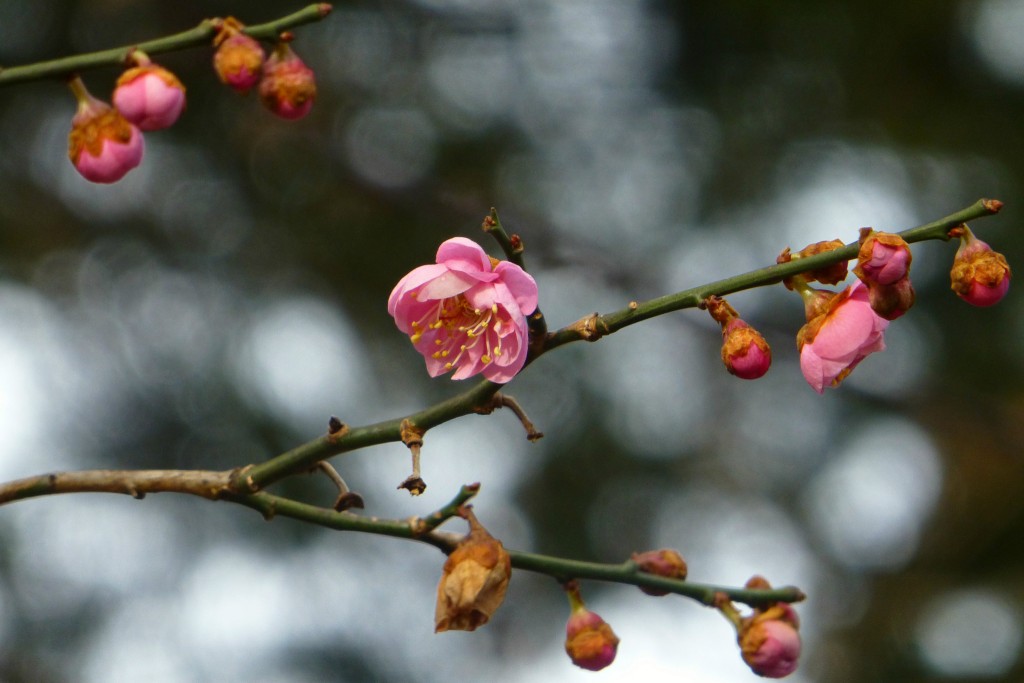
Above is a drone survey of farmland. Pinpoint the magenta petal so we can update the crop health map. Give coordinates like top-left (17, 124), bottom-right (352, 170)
top-left (415, 269), bottom-right (478, 301)
top-left (436, 237), bottom-right (492, 273)
top-left (494, 261), bottom-right (539, 314)
top-left (387, 263), bottom-right (450, 314)
top-left (75, 127), bottom-right (144, 183)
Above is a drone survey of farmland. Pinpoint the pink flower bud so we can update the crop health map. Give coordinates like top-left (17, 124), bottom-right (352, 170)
top-left (867, 277), bottom-right (915, 320)
top-left (739, 605), bottom-right (802, 678)
top-left (67, 78), bottom-right (144, 184)
top-left (950, 228), bottom-right (1011, 307)
top-left (564, 585), bottom-right (619, 671)
top-left (797, 280), bottom-right (888, 393)
top-left (259, 43), bottom-right (317, 120)
top-left (113, 64), bottom-right (186, 131)
top-left (854, 229), bottom-right (912, 286)
top-left (388, 237), bottom-right (538, 383)
top-left (705, 296), bottom-right (771, 380)
top-left (213, 19), bottom-right (265, 94)
top-left (722, 318), bottom-right (772, 380)
top-left (631, 548), bottom-right (688, 596)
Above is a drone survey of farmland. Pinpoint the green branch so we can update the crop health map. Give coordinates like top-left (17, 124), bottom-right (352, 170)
top-left (0, 4), bottom-right (332, 87)
top-left (232, 377), bottom-right (503, 492)
top-left (0, 469), bottom-right (801, 607)
top-left (233, 198), bottom-right (1002, 494)
top-left (544, 197), bottom-right (1002, 350)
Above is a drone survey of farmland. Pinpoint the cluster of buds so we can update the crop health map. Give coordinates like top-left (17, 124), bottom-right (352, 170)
top-left (213, 18), bottom-right (317, 120)
top-left (852, 229), bottom-right (915, 319)
top-left (432, 511), bottom-right (800, 675)
top-left (719, 576), bottom-right (802, 678)
top-left (67, 16), bottom-right (319, 184)
top-left (781, 224), bottom-right (1010, 392)
top-left (67, 50), bottom-right (185, 183)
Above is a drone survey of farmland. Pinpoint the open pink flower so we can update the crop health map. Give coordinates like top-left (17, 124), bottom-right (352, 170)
top-left (798, 280), bottom-right (888, 393)
top-left (388, 237), bottom-right (538, 383)
top-left (113, 64), bottom-right (186, 131)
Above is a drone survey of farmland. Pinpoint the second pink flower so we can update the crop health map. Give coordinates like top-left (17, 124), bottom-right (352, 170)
top-left (388, 237), bottom-right (538, 383)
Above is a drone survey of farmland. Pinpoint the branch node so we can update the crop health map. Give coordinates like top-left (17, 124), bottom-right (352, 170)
top-left (568, 313), bottom-right (607, 342)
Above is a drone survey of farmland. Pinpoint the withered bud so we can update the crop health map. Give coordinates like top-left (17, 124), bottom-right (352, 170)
top-left (780, 239), bottom-right (848, 290)
top-left (435, 507), bottom-right (511, 632)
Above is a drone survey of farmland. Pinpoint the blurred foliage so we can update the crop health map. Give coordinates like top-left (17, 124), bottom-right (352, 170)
top-left (1, 1), bottom-right (1023, 682)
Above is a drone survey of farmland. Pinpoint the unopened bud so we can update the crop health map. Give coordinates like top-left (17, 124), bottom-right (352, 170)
top-left (867, 277), bottom-right (915, 320)
top-left (739, 604), bottom-right (802, 678)
top-left (113, 62), bottom-right (186, 131)
top-left (67, 77), bottom-right (144, 184)
top-left (722, 318), bottom-right (772, 380)
top-left (705, 296), bottom-right (771, 380)
top-left (259, 43), bottom-right (317, 120)
top-left (564, 584), bottom-right (619, 671)
top-left (950, 227), bottom-right (1011, 307)
top-left (854, 229), bottom-right (912, 285)
top-left (631, 548), bottom-right (688, 596)
top-left (213, 18), bottom-right (266, 94)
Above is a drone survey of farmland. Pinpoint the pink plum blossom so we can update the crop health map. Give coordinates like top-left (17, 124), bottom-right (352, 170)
top-left (113, 64), bottom-right (186, 131)
top-left (388, 237), bottom-right (538, 383)
top-left (740, 605), bottom-right (802, 678)
top-left (950, 229), bottom-right (1011, 307)
top-left (67, 78), bottom-right (144, 184)
top-left (259, 43), bottom-right (317, 120)
top-left (798, 280), bottom-right (888, 393)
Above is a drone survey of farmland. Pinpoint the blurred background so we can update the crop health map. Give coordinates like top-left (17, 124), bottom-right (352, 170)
top-left (1, 1), bottom-right (1023, 681)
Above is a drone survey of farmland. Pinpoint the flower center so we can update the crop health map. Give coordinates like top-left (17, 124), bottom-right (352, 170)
top-left (409, 294), bottom-right (503, 370)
